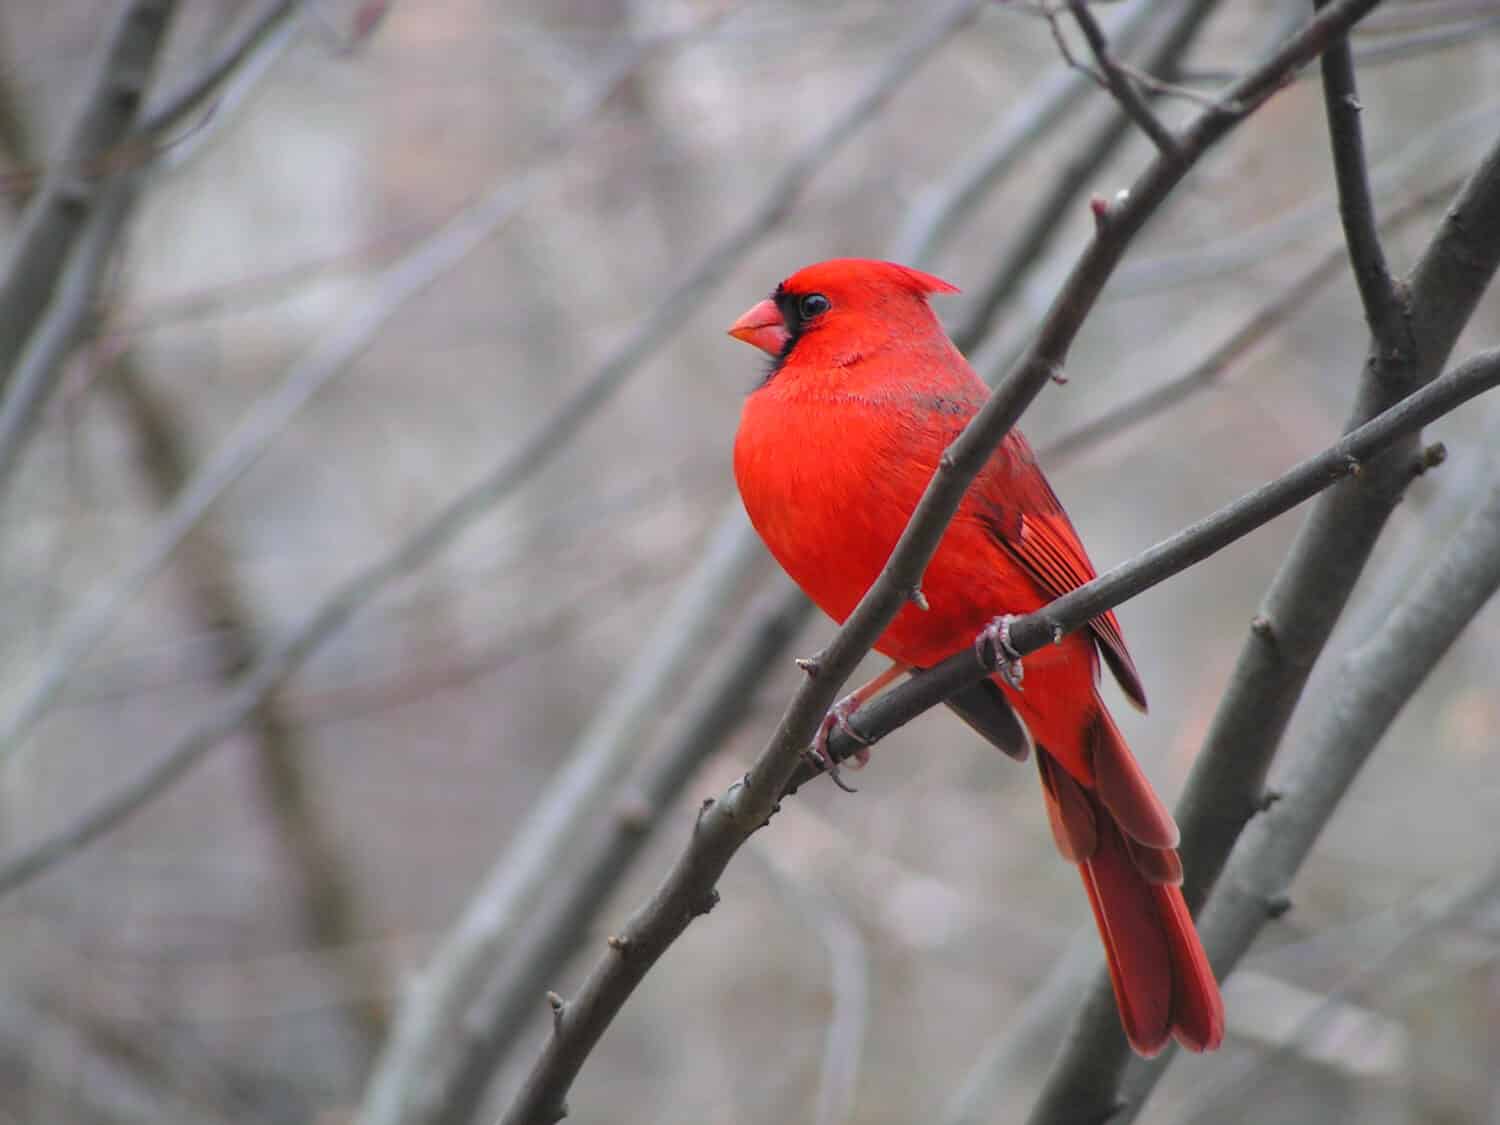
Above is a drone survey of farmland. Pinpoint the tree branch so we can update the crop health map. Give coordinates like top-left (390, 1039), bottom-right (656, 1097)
top-left (135, 0), bottom-right (300, 139)
top-left (1065, 0), bottom-right (1181, 156)
top-left (0, 0), bottom-right (978, 768)
top-left (1040, 171), bottom-right (1461, 465)
top-left (1025, 130), bottom-right (1500, 1125)
top-left (0, 174), bottom-right (133, 491)
top-left (950, 0), bottom-right (1222, 355)
top-left (496, 4), bottom-right (1389, 1120)
top-left (357, 7), bottom-right (990, 1121)
top-left (791, 346), bottom-right (1500, 785)
top-left (0, 0), bottom-right (177, 393)
top-left (103, 352), bottom-right (390, 1068)
top-left (892, 0), bottom-right (1168, 267)
top-left (1113, 427), bottom-right (1500, 1120)
top-left (1316, 0), bottom-right (1413, 362)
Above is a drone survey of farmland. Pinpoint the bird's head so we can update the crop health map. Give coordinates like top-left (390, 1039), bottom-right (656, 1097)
top-left (728, 258), bottom-right (960, 375)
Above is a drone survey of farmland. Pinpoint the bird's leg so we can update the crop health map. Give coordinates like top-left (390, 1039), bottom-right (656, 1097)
top-left (809, 660), bottom-right (910, 791)
top-left (975, 615), bottom-right (1024, 691)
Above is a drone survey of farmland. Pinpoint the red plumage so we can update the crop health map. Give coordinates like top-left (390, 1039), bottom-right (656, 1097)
top-left (730, 258), bottom-right (1223, 1056)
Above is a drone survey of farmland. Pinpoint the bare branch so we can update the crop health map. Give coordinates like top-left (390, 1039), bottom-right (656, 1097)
top-left (1065, 0), bottom-right (1181, 155)
top-left (357, 513), bottom-right (766, 1125)
top-left (357, 8), bottom-right (996, 1117)
top-left (135, 0), bottom-right (301, 139)
top-left (496, 4), bottom-right (1390, 1119)
top-left (791, 346), bottom-right (1500, 786)
top-left (750, 839), bottom-right (871, 1125)
top-left (1316, 0), bottom-right (1413, 362)
top-left (0, 0), bottom-right (973, 768)
top-left (0, 175), bottom-right (133, 491)
top-left (893, 0), bottom-right (1167, 267)
top-left (950, 0), bottom-right (1222, 354)
top-left (0, 0), bottom-right (177, 393)
top-left (939, 937), bottom-right (1096, 1125)
top-left (1113, 436), bottom-right (1500, 1121)
top-left (421, 166), bottom-right (1458, 1113)
top-left (1041, 172), bottom-right (1461, 465)
top-left (103, 353), bottom-right (389, 1067)
top-left (1025, 133), bottom-right (1500, 1125)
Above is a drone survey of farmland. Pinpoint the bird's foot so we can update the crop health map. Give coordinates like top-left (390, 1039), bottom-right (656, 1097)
top-left (975, 615), bottom-right (1024, 690)
top-left (806, 693), bottom-right (873, 793)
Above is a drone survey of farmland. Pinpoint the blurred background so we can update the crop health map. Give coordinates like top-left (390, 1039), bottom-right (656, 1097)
top-left (1, 1), bottom-right (1498, 1122)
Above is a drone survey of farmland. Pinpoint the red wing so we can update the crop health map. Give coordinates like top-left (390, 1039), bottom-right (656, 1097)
top-left (982, 442), bottom-right (1147, 711)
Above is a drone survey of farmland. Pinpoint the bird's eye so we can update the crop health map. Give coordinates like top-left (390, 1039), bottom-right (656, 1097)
top-left (798, 293), bottom-right (830, 320)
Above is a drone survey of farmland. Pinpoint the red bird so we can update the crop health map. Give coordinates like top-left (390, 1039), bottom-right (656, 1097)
top-left (729, 258), bottom-right (1223, 1056)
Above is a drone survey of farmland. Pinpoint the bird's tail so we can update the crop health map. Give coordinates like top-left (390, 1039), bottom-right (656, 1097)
top-left (1035, 711), bottom-right (1224, 1056)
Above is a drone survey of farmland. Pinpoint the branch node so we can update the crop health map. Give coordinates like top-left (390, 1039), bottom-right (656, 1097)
top-left (1342, 92), bottom-right (1362, 112)
top-left (614, 791), bottom-right (654, 833)
top-left (1344, 454), bottom-right (1363, 478)
top-left (1264, 893), bottom-right (1293, 920)
top-left (694, 888), bottom-right (721, 918)
top-left (547, 990), bottom-right (567, 1028)
top-left (1257, 787), bottom-right (1282, 813)
top-left (908, 586), bottom-right (930, 611)
top-left (1249, 614), bottom-right (1275, 641)
top-left (1089, 189), bottom-right (1131, 234)
top-left (606, 934), bottom-right (631, 955)
top-left (795, 655), bottom-right (822, 678)
top-left (1412, 441), bottom-right (1447, 477)
top-left (939, 450), bottom-right (958, 472)
top-left (695, 797), bottom-right (715, 832)
top-left (1090, 194), bottom-right (1112, 230)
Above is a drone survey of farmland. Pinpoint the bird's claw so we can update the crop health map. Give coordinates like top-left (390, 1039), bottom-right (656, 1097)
top-left (807, 694), bottom-right (872, 793)
top-left (975, 615), bottom-right (1024, 691)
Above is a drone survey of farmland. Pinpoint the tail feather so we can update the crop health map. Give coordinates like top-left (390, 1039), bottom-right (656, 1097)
top-left (1036, 742), bottom-right (1224, 1056)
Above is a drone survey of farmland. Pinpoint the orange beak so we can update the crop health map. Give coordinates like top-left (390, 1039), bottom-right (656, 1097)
top-left (727, 298), bottom-right (790, 357)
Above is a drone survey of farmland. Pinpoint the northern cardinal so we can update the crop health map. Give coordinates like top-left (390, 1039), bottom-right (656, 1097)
top-left (729, 258), bottom-right (1223, 1056)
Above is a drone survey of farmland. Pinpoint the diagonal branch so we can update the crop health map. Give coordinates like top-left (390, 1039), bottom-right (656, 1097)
top-left (950, 0), bottom-right (1222, 355)
top-left (1025, 128), bottom-right (1500, 1125)
top-left (136, 0), bottom-right (300, 139)
top-left (495, 3), bottom-right (1389, 1120)
top-left (893, 0), bottom-right (1168, 267)
top-left (1315, 0), bottom-right (1413, 362)
top-left (1113, 434), bottom-right (1500, 1121)
top-left (1040, 171), bottom-right (1462, 465)
top-left (0, 175), bottom-right (134, 491)
top-left (790, 346), bottom-right (1500, 786)
top-left (0, 0), bottom-right (178, 393)
top-left (0, 10), bottom-right (732, 759)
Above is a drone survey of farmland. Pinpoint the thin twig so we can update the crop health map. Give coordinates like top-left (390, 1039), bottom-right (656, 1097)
top-left (102, 353), bottom-right (390, 1067)
top-left (1040, 172), bottom-right (1461, 465)
top-left (136, 0), bottom-right (301, 138)
top-left (749, 839), bottom-right (871, 1125)
top-left (496, 5), bottom-right (1390, 1120)
top-left (1113, 444), bottom-right (1500, 1122)
top-left (893, 0), bottom-right (1168, 267)
top-left (0, 0), bottom-right (177, 393)
top-left (950, 0), bottom-right (1222, 355)
top-left (1316, 0), bottom-right (1414, 363)
top-left (1066, 0), bottom-right (1181, 154)
top-left (0, 0), bottom-right (962, 764)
